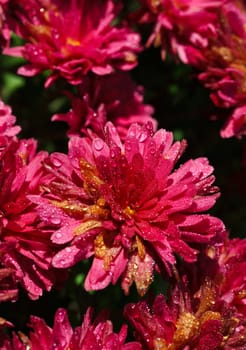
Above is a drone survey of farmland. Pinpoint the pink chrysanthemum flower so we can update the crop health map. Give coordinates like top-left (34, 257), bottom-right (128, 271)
top-left (197, 1), bottom-right (246, 107)
top-left (0, 138), bottom-right (64, 300)
top-left (52, 72), bottom-right (157, 139)
top-left (0, 99), bottom-right (21, 151)
top-left (32, 122), bottom-right (224, 296)
top-left (180, 231), bottom-right (246, 315)
top-left (197, 0), bottom-right (246, 137)
top-left (125, 278), bottom-right (246, 349)
top-left (138, 0), bottom-right (246, 137)
top-left (4, 0), bottom-right (141, 87)
top-left (213, 235), bottom-right (246, 316)
top-left (135, 0), bottom-right (222, 63)
top-left (1, 308), bottom-right (142, 350)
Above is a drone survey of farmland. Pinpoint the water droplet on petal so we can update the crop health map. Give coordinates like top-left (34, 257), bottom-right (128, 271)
top-left (93, 138), bottom-right (104, 151)
top-left (57, 310), bottom-right (64, 317)
top-left (51, 217), bottom-right (61, 225)
top-left (59, 259), bottom-right (65, 266)
top-left (110, 149), bottom-right (115, 158)
top-left (60, 340), bottom-right (66, 347)
top-left (54, 32), bottom-right (60, 40)
top-left (125, 140), bottom-right (132, 151)
top-left (139, 132), bottom-right (147, 142)
top-left (52, 158), bottom-right (62, 167)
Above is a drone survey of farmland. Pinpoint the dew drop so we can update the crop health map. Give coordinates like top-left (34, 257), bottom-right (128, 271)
top-left (93, 138), bottom-right (104, 151)
top-left (128, 130), bottom-right (135, 137)
top-left (59, 259), bottom-right (66, 266)
top-left (125, 140), bottom-right (132, 151)
top-left (54, 33), bottom-right (60, 40)
top-left (139, 132), bottom-right (147, 142)
top-left (51, 217), bottom-right (61, 225)
top-left (109, 125), bottom-right (116, 134)
top-left (55, 232), bottom-right (62, 239)
top-left (57, 310), bottom-right (64, 317)
top-left (52, 158), bottom-right (62, 167)
top-left (110, 149), bottom-right (116, 158)
top-left (146, 122), bottom-right (154, 135)
top-left (60, 340), bottom-right (66, 347)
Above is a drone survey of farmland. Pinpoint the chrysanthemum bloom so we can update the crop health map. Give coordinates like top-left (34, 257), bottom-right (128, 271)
top-left (138, 0), bottom-right (246, 137)
top-left (1, 308), bottom-right (142, 350)
top-left (196, 0), bottom-right (246, 137)
top-left (32, 122), bottom-right (224, 296)
top-left (0, 138), bottom-right (64, 300)
top-left (0, 99), bottom-right (21, 151)
top-left (180, 231), bottom-right (246, 315)
top-left (214, 235), bottom-right (246, 316)
top-left (134, 0), bottom-right (222, 63)
top-left (4, 0), bottom-right (141, 87)
top-left (197, 1), bottom-right (246, 107)
top-left (125, 278), bottom-right (246, 349)
top-left (52, 72), bottom-right (156, 139)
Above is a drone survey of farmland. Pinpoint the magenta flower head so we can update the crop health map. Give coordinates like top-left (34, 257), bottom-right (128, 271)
top-left (215, 235), bottom-right (246, 316)
top-left (1, 308), bottom-right (142, 350)
top-left (52, 72), bottom-right (157, 139)
top-left (125, 232), bottom-right (246, 349)
top-left (32, 122), bottom-right (224, 296)
top-left (4, 0), bottom-right (141, 87)
top-left (125, 277), bottom-right (246, 350)
top-left (0, 138), bottom-right (64, 300)
top-left (197, 0), bottom-right (246, 137)
top-left (179, 231), bottom-right (246, 315)
top-left (139, 0), bottom-right (246, 138)
top-left (135, 0), bottom-right (222, 63)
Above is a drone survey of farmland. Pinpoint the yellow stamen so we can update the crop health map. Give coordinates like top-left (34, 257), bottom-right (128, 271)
top-left (124, 205), bottom-right (135, 217)
top-left (80, 158), bottom-right (104, 197)
top-left (125, 52), bottom-right (137, 63)
top-left (172, 312), bottom-right (199, 346)
top-left (136, 235), bottom-right (146, 260)
top-left (154, 338), bottom-right (168, 350)
top-left (67, 38), bottom-right (81, 47)
top-left (73, 220), bottom-right (102, 235)
top-left (94, 232), bottom-right (116, 270)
